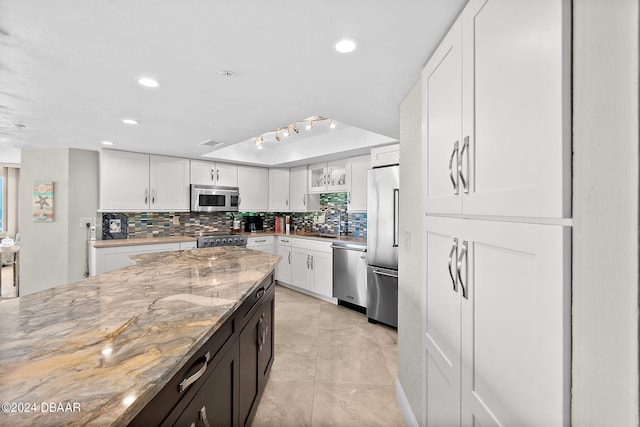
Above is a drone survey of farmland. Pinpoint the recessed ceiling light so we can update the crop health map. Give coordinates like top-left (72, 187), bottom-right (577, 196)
top-left (137, 77), bottom-right (159, 88)
top-left (219, 70), bottom-right (235, 79)
top-left (333, 37), bottom-right (357, 54)
top-left (121, 118), bottom-right (138, 125)
top-left (101, 140), bottom-right (115, 146)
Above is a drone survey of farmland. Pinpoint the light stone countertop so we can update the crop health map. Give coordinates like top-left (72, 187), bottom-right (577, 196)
top-left (0, 247), bottom-right (280, 426)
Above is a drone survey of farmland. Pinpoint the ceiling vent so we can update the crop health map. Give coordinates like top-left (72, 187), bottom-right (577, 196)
top-left (200, 139), bottom-right (225, 148)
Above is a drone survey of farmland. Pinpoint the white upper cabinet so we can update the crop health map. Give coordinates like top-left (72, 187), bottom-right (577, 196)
top-left (289, 166), bottom-right (320, 212)
top-left (190, 160), bottom-right (238, 187)
top-left (268, 168), bottom-right (290, 211)
top-left (308, 161), bottom-right (348, 194)
top-left (149, 155), bottom-right (190, 211)
top-left (423, 0), bottom-right (571, 218)
top-left (370, 144), bottom-right (400, 168)
top-left (237, 165), bottom-right (269, 212)
top-left (99, 150), bottom-right (189, 212)
top-left (346, 155), bottom-right (370, 212)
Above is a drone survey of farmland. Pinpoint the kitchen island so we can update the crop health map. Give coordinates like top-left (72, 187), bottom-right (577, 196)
top-left (0, 246), bottom-right (280, 426)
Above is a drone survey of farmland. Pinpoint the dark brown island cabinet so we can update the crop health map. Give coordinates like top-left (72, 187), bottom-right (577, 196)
top-left (129, 273), bottom-right (275, 427)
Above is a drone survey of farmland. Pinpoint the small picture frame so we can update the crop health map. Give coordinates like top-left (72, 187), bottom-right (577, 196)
top-left (102, 214), bottom-right (128, 239)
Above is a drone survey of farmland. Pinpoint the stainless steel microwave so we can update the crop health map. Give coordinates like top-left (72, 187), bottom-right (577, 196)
top-left (190, 184), bottom-right (239, 212)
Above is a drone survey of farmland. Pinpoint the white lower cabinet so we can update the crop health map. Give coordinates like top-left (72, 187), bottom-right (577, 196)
top-left (424, 216), bottom-right (570, 426)
top-left (290, 239), bottom-right (333, 299)
top-left (246, 236), bottom-right (275, 254)
top-left (90, 242), bottom-right (187, 276)
top-left (275, 237), bottom-right (293, 284)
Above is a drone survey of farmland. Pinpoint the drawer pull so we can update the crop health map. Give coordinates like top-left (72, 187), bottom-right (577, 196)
top-left (200, 405), bottom-right (211, 427)
top-left (255, 288), bottom-right (265, 300)
top-left (449, 141), bottom-right (459, 195)
top-left (179, 351), bottom-right (211, 393)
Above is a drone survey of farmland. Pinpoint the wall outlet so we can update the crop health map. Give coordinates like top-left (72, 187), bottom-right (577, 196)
top-left (173, 215), bottom-right (180, 225)
top-left (80, 217), bottom-right (96, 228)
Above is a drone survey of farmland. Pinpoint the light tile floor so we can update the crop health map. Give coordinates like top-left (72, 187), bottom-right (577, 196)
top-left (253, 285), bottom-right (404, 427)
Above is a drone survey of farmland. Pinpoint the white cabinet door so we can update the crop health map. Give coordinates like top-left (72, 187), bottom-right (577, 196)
top-left (191, 161), bottom-right (238, 187)
top-left (326, 160), bottom-right (347, 192)
top-left (238, 165), bottom-right (269, 212)
top-left (346, 156), bottom-right (370, 212)
top-left (275, 244), bottom-right (292, 284)
top-left (308, 163), bottom-right (327, 194)
top-left (424, 224), bottom-right (462, 426)
top-left (291, 247), bottom-right (311, 291)
top-left (370, 144), bottom-right (400, 168)
top-left (149, 155), bottom-right (190, 211)
top-left (309, 249), bottom-right (332, 298)
top-left (460, 218), bottom-right (570, 427)
top-left (423, 0), bottom-right (570, 219)
top-left (290, 166), bottom-right (320, 212)
top-left (268, 169), bottom-right (290, 211)
top-left (460, 0), bottom-right (570, 218)
top-left (99, 150), bottom-right (150, 211)
top-left (92, 242), bottom-right (180, 275)
top-left (424, 216), bottom-right (570, 427)
top-left (190, 160), bottom-right (216, 185)
top-left (422, 17), bottom-right (464, 215)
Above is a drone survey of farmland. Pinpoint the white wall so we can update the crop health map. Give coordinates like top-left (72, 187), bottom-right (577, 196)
top-left (572, 0), bottom-right (639, 424)
top-left (397, 79), bottom-right (423, 424)
top-left (19, 149), bottom-right (98, 295)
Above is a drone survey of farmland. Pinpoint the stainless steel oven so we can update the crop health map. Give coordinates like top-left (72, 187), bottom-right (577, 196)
top-left (190, 185), bottom-right (239, 212)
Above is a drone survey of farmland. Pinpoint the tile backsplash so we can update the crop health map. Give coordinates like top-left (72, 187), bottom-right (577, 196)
top-left (101, 193), bottom-right (367, 239)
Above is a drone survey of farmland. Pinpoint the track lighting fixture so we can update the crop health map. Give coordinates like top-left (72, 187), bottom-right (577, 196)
top-left (251, 117), bottom-right (336, 148)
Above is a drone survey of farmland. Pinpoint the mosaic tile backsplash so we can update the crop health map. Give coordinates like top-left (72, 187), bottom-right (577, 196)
top-left (102, 193), bottom-right (367, 239)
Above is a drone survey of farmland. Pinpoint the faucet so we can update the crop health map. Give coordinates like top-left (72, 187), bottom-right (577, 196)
top-left (321, 207), bottom-right (345, 236)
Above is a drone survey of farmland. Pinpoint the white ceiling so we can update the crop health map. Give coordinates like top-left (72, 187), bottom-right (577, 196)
top-left (0, 0), bottom-right (467, 165)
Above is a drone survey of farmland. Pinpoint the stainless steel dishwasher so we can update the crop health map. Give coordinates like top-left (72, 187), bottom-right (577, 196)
top-left (332, 241), bottom-right (367, 310)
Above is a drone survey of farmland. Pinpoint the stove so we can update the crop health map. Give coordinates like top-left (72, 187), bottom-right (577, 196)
top-left (197, 234), bottom-right (247, 248)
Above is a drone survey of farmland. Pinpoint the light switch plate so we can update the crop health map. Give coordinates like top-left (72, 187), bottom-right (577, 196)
top-left (403, 231), bottom-right (411, 251)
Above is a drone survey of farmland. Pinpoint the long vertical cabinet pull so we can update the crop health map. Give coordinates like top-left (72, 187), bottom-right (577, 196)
top-left (288, 251), bottom-right (291, 265)
top-left (449, 141), bottom-right (460, 194)
top-left (458, 136), bottom-right (469, 194)
top-left (211, 168), bottom-right (215, 182)
top-left (447, 238), bottom-right (459, 292)
top-left (306, 255), bottom-right (310, 269)
top-left (144, 189), bottom-right (149, 205)
top-left (456, 241), bottom-right (468, 299)
top-left (216, 169), bottom-right (220, 183)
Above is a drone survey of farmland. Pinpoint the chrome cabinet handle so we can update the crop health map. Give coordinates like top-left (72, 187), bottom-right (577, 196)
top-left (258, 315), bottom-right (264, 351)
top-left (211, 168), bottom-right (215, 182)
top-left (216, 169), bottom-right (220, 182)
top-left (288, 251), bottom-right (291, 264)
top-left (303, 196), bottom-right (306, 206)
top-left (449, 141), bottom-right (459, 195)
top-left (286, 197), bottom-right (289, 206)
top-left (459, 136), bottom-right (469, 194)
top-left (456, 241), bottom-right (468, 299)
top-left (447, 238), bottom-right (458, 292)
top-left (179, 351), bottom-right (211, 393)
top-left (151, 189), bottom-right (156, 204)
top-left (200, 406), bottom-right (211, 427)
top-left (307, 255), bottom-right (310, 269)
top-left (254, 239), bottom-right (266, 243)
top-left (310, 255), bottom-right (314, 270)
top-left (144, 189), bottom-right (149, 205)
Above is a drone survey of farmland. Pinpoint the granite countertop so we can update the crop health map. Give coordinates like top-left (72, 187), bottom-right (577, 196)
top-left (0, 247), bottom-right (280, 426)
top-left (91, 235), bottom-right (197, 248)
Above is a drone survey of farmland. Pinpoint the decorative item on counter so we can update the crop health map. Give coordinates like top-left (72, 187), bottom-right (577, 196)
top-left (275, 216), bottom-right (280, 233)
top-left (102, 213), bottom-right (128, 239)
top-left (285, 215), bottom-right (291, 235)
top-left (231, 213), bottom-right (241, 232)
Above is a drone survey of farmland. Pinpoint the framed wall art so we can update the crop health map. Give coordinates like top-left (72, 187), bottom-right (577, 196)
top-left (33, 181), bottom-right (54, 222)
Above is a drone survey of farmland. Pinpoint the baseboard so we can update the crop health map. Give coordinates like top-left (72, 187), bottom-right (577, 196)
top-left (276, 282), bottom-right (338, 304)
top-left (396, 379), bottom-right (419, 427)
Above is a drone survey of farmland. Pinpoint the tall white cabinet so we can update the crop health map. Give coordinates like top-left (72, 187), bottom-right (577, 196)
top-left (421, 0), bottom-right (571, 426)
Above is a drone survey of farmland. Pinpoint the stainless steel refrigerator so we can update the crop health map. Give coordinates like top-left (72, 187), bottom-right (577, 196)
top-left (366, 165), bottom-right (399, 328)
